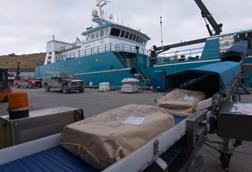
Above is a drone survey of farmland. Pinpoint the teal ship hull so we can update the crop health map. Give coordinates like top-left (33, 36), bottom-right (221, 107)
top-left (35, 30), bottom-right (252, 88)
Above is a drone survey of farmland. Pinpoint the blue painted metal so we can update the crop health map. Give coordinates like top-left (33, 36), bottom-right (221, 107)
top-left (36, 51), bottom-right (129, 87)
top-left (150, 78), bottom-right (166, 91)
top-left (228, 40), bottom-right (249, 55)
top-left (154, 59), bottom-right (220, 76)
top-left (174, 116), bottom-right (186, 125)
top-left (0, 146), bottom-right (98, 172)
top-left (244, 57), bottom-right (252, 87)
top-left (201, 37), bottom-right (220, 59)
top-left (193, 61), bottom-right (241, 89)
top-left (36, 52), bottom-right (222, 88)
top-left (35, 28), bottom-right (252, 88)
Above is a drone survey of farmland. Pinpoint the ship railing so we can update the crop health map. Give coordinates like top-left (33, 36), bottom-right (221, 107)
top-left (115, 44), bottom-right (149, 55)
top-left (55, 44), bottom-right (112, 61)
top-left (156, 45), bottom-right (231, 64)
top-left (157, 46), bottom-right (217, 64)
top-left (157, 47), bottom-right (203, 61)
top-left (55, 43), bottom-right (149, 62)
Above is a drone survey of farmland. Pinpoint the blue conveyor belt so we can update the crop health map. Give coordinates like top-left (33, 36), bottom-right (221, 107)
top-left (0, 146), bottom-right (98, 172)
top-left (0, 116), bottom-right (186, 172)
top-left (174, 115), bottom-right (186, 124)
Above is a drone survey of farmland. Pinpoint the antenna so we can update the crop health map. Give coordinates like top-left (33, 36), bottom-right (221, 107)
top-left (160, 16), bottom-right (164, 45)
top-left (159, 0), bottom-right (164, 45)
top-left (109, 14), bottom-right (113, 21)
top-left (93, 0), bottom-right (111, 25)
top-left (96, 0), bottom-right (110, 20)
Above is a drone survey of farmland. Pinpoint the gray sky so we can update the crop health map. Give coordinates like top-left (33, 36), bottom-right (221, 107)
top-left (0, 0), bottom-right (252, 55)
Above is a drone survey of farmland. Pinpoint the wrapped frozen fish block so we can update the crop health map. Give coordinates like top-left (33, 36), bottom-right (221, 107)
top-left (157, 89), bottom-right (206, 116)
top-left (61, 104), bottom-right (174, 169)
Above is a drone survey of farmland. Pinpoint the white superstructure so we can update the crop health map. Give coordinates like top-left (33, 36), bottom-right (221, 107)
top-left (43, 0), bottom-right (150, 65)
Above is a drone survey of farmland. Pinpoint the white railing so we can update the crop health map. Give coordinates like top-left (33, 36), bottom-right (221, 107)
top-left (157, 47), bottom-right (204, 63)
top-left (156, 45), bottom-right (231, 64)
top-left (115, 44), bottom-right (149, 55)
top-left (55, 43), bottom-right (149, 62)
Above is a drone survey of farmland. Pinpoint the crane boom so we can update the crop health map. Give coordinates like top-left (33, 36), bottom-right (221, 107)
top-left (151, 37), bottom-right (207, 57)
top-left (194, 0), bottom-right (223, 36)
top-left (150, 0), bottom-right (223, 58)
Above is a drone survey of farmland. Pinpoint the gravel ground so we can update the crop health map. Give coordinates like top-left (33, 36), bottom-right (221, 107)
top-left (0, 88), bottom-right (252, 171)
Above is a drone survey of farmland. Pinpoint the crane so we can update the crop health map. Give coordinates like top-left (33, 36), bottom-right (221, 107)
top-left (194, 0), bottom-right (223, 36)
top-left (150, 0), bottom-right (223, 59)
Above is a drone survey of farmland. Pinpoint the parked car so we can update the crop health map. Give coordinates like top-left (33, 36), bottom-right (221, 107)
top-left (14, 79), bottom-right (42, 88)
top-left (0, 69), bottom-right (12, 102)
top-left (43, 73), bottom-right (84, 94)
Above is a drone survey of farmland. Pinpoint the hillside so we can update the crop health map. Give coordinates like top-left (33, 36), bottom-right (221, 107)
top-left (0, 53), bottom-right (45, 71)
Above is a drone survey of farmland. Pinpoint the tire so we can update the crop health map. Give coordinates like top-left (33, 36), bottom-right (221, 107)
top-left (45, 84), bottom-right (50, 92)
top-left (79, 88), bottom-right (84, 93)
top-left (62, 85), bottom-right (69, 94)
top-left (15, 83), bottom-right (20, 88)
top-left (3, 96), bottom-right (8, 103)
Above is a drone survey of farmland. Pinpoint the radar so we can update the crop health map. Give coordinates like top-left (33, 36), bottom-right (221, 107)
top-left (92, 9), bottom-right (99, 18)
top-left (109, 14), bottom-right (113, 21)
top-left (92, 0), bottom-right (111, 25)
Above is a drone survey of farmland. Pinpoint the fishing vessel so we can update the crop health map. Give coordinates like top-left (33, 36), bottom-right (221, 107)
top-left (35, 0), bottom-right (252, 88)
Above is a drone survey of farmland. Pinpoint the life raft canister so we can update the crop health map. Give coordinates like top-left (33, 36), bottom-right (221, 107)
top-left (8, 92), bottom-right (29, 119)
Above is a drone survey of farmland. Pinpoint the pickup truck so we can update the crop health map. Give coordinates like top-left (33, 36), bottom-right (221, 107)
top-left (43, 73), bottom-right (84, 94)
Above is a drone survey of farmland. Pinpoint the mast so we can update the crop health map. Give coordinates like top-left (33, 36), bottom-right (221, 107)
top-left (92, 0), bottom-right (112, 25)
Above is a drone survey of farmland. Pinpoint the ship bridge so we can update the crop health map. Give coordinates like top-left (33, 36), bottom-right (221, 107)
top-left (81, 21), bottom-right (150, 52)
top-left (43, 21), bottom-right (151, 65)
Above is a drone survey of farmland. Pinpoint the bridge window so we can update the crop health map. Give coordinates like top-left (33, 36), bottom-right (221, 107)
top-left (133, 34), bottom-right (136, 41)
top-left (95, 32), bottom-right (99, 38)
top-left (129, 33), bottom-right (133, 40)
top-left (100, 30), bottom-right (104, 37)
top-left (110, 28), bottom-right (121, 37)
top-left (105, 28), bottom-right (109, 35)
top-left (139, 37), bottom-right (142, 43)
top-left (120, 30), bottom-right (125, 38)
top-left (136, 36), bottom-right (139, 42)
top-left (125, 32), bottom-right (129, 39)
top-left (247, 32), bottom-right (252, 48)
top-left (245, 32), bottom-right (252, 40)
top-left (86, 35), bottom-right (91, 41)
top-left (91, 33), bottom-right (94, 39)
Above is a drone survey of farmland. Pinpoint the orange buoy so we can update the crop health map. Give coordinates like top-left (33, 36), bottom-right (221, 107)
top-left (8, 92), bottom-right (29, 119)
